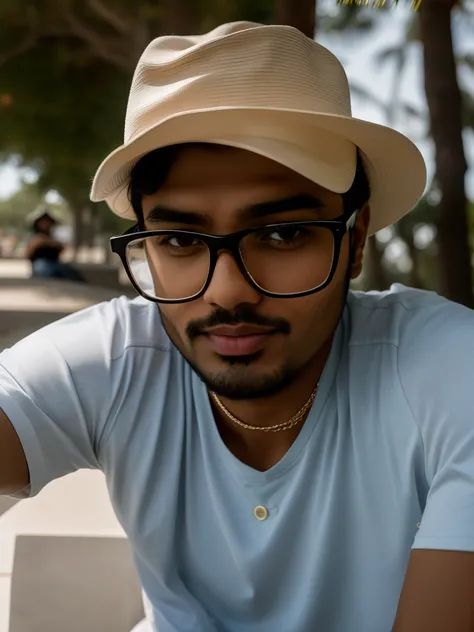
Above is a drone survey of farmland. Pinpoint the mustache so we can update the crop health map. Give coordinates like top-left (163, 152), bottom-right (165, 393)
top-left (186, 305), bottom-right (291, 341)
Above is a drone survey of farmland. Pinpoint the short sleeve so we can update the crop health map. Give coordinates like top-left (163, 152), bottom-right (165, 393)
top-left (0, 300), bottom-right (122, 498)
top-left (397, 297), bottom-right (474, 551)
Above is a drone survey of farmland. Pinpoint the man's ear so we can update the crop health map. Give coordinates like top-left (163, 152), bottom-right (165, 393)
top-left (350, 204), bottom-right (371, 279)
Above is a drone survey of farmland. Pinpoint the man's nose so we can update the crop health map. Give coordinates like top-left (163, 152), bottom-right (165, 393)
top-left (202, 252), bottom-right (261, 310)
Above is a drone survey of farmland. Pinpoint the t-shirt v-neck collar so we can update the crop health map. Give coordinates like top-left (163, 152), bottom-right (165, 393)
top-left (192, 314), bottom-right (345, 488)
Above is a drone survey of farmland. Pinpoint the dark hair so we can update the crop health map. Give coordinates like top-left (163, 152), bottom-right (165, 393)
top-left (128, 143), bottom-right (370, 229)
top-left (342, 151), bottom-right (371, 216)
top-left (31, 212), bottom-right (57, 234)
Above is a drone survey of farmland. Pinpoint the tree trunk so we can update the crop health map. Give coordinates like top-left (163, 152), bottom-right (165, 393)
top-left (71, 206), bottom-right (84, 261)
top-left (274, 0), bottom-right (316, 38)
top-left (419, 0), bottom-right (473, 307)
top-left (395, 219), bottom-right (424, 289)
top-left (159, 0), bottom-right (200, 35)
top-left (65, 192), bottom-right (90, 260)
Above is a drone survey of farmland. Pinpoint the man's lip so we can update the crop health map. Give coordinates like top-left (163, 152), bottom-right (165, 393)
top-left (205, 332), bottom-right (274, 356)
top-left (203, 325), bottom-right (276, 337)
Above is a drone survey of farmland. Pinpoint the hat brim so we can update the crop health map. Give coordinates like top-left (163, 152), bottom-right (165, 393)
top-left (90, 107), bottom-right (426, 235)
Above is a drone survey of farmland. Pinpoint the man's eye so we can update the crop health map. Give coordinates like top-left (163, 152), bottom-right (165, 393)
top-left (266, 227), bottom-right (304, 242)
top-left (165, 235), bottom-right (200, 248)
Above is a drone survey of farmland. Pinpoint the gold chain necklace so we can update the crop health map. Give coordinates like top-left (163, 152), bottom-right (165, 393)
top-left (210, 383), bottom-right (319, 433)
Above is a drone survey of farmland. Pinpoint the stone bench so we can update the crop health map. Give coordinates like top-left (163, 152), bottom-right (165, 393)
top-left (0, 471), bottom-right (144, 632)
top-left (9, 535), bottom-right (143, 632)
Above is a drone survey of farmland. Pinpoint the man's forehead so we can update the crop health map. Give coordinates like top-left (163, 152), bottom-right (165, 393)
top-left (143, 178), bottom-right (338, 226)
top-left (159, 144), bottom-right (315, 188)
top-left (147, 146), bottom-right (336, 208)
top-left (139, 144), bottom-right (343, 226)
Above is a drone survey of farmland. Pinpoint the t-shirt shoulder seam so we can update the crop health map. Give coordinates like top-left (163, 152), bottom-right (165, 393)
top-left (99, 342), bottom-right (173, 455)
top-left (348, 340), bottom-right (399, 348)
top-left (110, 342), bottom-right (172, 362)
top-left (351, 297), bottom-right (414, 312)
top-left (48, 337), bottom-right (103, 469)
top-left (396, 340), bottom-right (428, 484)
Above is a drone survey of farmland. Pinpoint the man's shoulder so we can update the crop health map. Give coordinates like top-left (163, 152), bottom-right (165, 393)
top-left (347, 285), bottom-right (474, 462)
top-left (7, 295), bottom-right (172, 366)
top-left (87, 295), bottom-right (172, 354)
top-left (347, 284), bottom-right (473, 351)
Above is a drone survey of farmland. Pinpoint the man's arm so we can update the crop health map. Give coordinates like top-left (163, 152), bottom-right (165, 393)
top-left (0, 301), bottom-right (121, 498)
top-left (0, 408), bottom-right (29, 495)
top-left (394, 549), bottom-right (474, 631)
top-left (395, 296), bottom-right (474, 631)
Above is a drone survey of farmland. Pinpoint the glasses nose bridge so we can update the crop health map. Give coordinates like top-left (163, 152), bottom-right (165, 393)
top-left (204, 231), bottom-right (251, 291)
top-left (207, 232), bottom-right (244, 261)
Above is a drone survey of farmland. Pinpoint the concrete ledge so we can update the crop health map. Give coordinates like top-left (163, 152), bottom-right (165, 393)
top-left (75, 263), bottom-right (122, 290)
top-left (0, 277), bottom-right (132, 303)
top-left (0, 498), bottom-right (18, 520)
top-left (0, 258), bottom-right (130, 292)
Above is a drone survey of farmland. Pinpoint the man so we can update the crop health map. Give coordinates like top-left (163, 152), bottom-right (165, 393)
top-left (1, 21), bottom-right (473, 632)
top-left (25, 207), bottom-right (85, 282)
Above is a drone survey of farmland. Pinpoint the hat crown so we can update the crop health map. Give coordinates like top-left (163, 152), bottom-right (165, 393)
top-left (125, 22), bottom-right (352, 143)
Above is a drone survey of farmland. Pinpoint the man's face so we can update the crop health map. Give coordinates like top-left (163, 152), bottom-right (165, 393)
top-left (37, 216), bottom-right (55, 233)
top-left (141, 146), bottom-right (369, 400)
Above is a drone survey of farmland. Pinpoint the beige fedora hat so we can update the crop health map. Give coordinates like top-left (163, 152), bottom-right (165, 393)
top-left (90, 21), bottom-right (426, 235)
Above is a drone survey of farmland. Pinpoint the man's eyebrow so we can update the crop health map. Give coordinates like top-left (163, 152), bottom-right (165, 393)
top-left (145, 194), bottom-right (325, 226)
top-left (145, 206), bottom-right (210, 226)
top-left (239, 194), bottom-right (325, 222)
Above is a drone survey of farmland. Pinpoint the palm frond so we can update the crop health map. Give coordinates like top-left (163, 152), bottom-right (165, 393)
top-left (400, 103), bottom-right (425, 119)
top-left (405, 14), bottom-right (420, 41)
top-left (320, 4), bottom-right (376, 31)
top-left (462, 88), bottom-right (474, 129)
top-left (375, 45), bottom-right (404, 67)
top-left (350, 83), bottom-right (386, 109)
top-left (336, 0), bottom-right (422, 11)
top-left (458, 53), bottom-right (474, 71)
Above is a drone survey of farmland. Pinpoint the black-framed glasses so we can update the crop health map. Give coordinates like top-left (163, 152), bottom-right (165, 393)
top-left (110, 210), bottom-right (358, 304)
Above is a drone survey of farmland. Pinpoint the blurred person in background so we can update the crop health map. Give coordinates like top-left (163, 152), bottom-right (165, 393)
top-left (25, 207), bottom-right (85, 282)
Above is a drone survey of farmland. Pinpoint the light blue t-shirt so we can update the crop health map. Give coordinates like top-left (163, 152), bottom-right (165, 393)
top-left (1, 284), bottom-right (474, 632)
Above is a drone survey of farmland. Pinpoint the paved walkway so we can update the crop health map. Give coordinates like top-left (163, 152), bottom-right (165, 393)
top-left (0, 265), bottom-right (143, 631)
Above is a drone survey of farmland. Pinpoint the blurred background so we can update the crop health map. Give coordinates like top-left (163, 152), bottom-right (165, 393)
top-left (0, 0), bottom-right (474, 305)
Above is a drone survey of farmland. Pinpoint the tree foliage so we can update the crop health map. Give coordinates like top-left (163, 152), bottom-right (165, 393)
top-left (0, 183), bottom-right (67, 232)
top-left (0, 0), bottom-right (275, 246)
